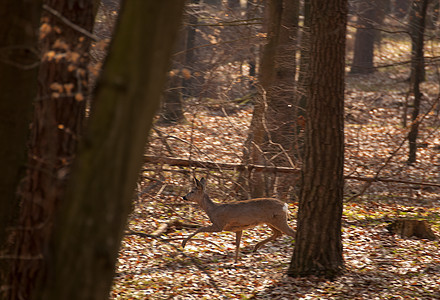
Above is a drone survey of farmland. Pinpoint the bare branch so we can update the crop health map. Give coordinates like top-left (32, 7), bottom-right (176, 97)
top-left (43, 4), bottom-right (99, 42)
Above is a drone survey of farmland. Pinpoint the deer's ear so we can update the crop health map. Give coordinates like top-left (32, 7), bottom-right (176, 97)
top-left (199, 177), bottom-right (206, 189)
top-left (193, 177), bottom-right (199, 185)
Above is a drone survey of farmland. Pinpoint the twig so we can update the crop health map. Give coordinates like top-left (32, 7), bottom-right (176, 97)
top-left (345, 176), bottom-right (440, 188)
top-left (346, 137), bottom-right (407, 202)
top-left (153, 126), bottom-right (218, 164)
top-left (160, 237), bottom-right (225, 250)
top-left (152, 127), bottom-right (176, 156)
top-left (42, 4), bottom-right (99, 42)
top-left (144, 155), bottom-right (440, 189)
top-left (126, 230), bottom-right (223, 292)
top-left (144, 155), bottom-right (301, 174)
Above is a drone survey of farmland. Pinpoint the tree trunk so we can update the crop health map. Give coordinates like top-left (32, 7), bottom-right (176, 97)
top-left (288, 0), bottom-right (347, 279)
top-left (408, 0), bottom-right (429, 164)
top-left (394, 0), bottom-right (410, 18)
top-left (246, 0), bottom-right (260, 90)
top-left (37, 1), bottom-right (185, 299)
top-left (239, 0), bottom-right (299, 200)
top-left (6, 1), bottom-right (97, 299)
top-left (0, 0), bottom-right (42, 284)
top-left (409, 0), bottom-right (428, 84)
top-left (204, 0), bottom-right (222, 7)
top-left (183, 0), bottom-right (199, 97)
top-left (294, 0), bottom-right (311, 160)
top-left (159, 2), bottom-right (199, 125)
top-left (350, 0), bottom-right (379, 74)
top-left (238, 0), bottom-right (282, 199)
top-left (265, 0), bottom-right (300, 199)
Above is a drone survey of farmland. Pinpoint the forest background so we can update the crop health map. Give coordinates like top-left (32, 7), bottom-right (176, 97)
top-left (0, 0), bottom-right (439, 299)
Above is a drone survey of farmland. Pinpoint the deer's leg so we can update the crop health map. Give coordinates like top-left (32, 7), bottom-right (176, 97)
top-left (253, 226), bottom-right (281, 252)
top-left (181, 225), bottom-right (221, 248)
top-left (234, 230), bottom-right (243, 263)
top-left (271, 216), bottom-right (296, 237)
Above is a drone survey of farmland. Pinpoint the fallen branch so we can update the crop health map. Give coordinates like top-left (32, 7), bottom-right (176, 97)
top-left (143, 155), bottom-right (440, 189)
top-left (43, 4), bottom-right (99, 42)
top-left (144, 155), bottom-right (300, 174)
top-left (345, 175), bottom-right (440, 188)
top-left (126, 229), bottom-right (224, 250)
top-left (125, 230), bottom-right (223, 292)
top-left (160, 237), bottom-right (224, 250)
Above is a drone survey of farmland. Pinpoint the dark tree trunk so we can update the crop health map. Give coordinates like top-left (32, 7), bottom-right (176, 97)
top-left (6, 1), bottom-right (97, 299)
top-left (158, 2), bottom-right (199, 125)
top-left (409, 0), bottom-right (428, 84)
top-left (394, 0), bottom-right (410, 18)
top-left (37, 1), bottom-right (185, 299)
top-left (204, 0), bottom-right (222, 7)
top-left (295, 0), bottom-right (311, 160)
top-left (350, 0), bottom-right (380, 74)
top-left (183, 0), bottom-right (200, 97)
top-left (238, 0), bottom-right (299, 200)
top-left (240, 0), bottom-right (283, 199)
top-left (159, 70), bottom-right (185, 124)
top-left (288, 0), bottom-right (347, 279)
top-left (408, 0), bottom-right (429, 164)
top-left (0, 0), bottom-right (42, 283)
top-left (227, 0), bottom-right (241, 10)
top-left (246, 0), bottom-right (259, 90)
top-left (264, 0), bottom-right (300, 199)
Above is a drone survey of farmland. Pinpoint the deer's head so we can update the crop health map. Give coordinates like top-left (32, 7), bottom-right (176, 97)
top-left (183, 177), bottom-right (206, 203)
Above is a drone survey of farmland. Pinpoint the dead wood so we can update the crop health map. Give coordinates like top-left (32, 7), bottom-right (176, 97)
top-left (144, 155), bottom-right (440, 189)
top-left (126, 229), bottom-right (224, 250)
top-left (144, 155), bottom-right (300, 174)
top-left (387, 219), bottom-right (437, 240)
top-left (126, 220), bottom-right (199, 239)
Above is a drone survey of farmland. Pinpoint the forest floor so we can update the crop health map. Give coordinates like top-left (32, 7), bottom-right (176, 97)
top-left (110, 66), bottom-right (440, 299)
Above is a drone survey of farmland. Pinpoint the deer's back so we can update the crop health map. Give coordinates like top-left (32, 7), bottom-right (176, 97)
top-left (209, 198), bottom-right (288, 230)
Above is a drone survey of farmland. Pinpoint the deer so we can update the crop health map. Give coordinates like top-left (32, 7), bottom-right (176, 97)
top-left (181, 177), bottom-right (295, 262)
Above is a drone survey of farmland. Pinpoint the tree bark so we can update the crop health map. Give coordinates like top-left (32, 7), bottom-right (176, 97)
top-left (409, 0), bottom-right (428, 84)
top-left (6, 1), bottom-right (97, 299)
top-left (0, 0), bottom-right (42, 285)
top-left (288, 0), bottom-right (347, 279)
top-left (239, 0), bottom-right (299, 200)
top-left (37, 1), bottom-right (185, 299)
top-left (294, 0), bottom-right (310, 160)
top-left (350, 0), bottom-right (380, 74)
top-left (245, 0), bottom-right (283, 198)
top-left (408, 0), bottom-right (429, 164)
top-left (394, 0), bottom-right (410, 18)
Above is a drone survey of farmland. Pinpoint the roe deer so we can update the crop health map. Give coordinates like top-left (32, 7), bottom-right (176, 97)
top-left (182, 177), bottom-right (295, 262)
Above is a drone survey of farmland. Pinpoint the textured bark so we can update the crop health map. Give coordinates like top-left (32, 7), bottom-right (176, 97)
top-left (37, 1), bottom-right (185, 299)
top-left (288, 0), bottom-right (347, 279)
top-left (239, 0), bottom-right (299, 200)
top-left (408, 0), bottom-right (429, 164)
top-left (294, 0), bottom-right (310, 160)
top-left (0, 0), bottom-right (42, 285)
top-left (394, 0), bottom-right (410, 18)
top-left (409, 0), bottom-right (428, 84)
top-left (159, 1), bottom-right (200, 124)
top-left (350, 0), bottom-right (380, 74)
top-left (246, 0), bottom-right (283, 198)
top-left (6, 1), bottom-right (97, 299)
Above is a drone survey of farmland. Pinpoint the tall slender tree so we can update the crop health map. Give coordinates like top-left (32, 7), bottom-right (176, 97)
top-left (350, 0), bottom-right (381, 74)
top-left (408, 0), bottom-right (429, 164)
top-left (238, 0), bottom-right (299, 200)
top-left (288, 0), bottom-right (347, 278)
top-left (0, 0), bottom-right (42, 285)
top-left (37, 1), bottom-right (185, 299)
top-left (6, 1), bottom-right (98, 298)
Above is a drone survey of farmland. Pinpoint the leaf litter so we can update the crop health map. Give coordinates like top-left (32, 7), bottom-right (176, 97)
top-left (111, 64), bottom-right (440, 299)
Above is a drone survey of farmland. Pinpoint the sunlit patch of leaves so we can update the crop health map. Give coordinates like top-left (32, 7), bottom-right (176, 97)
top-left (111, 33), bottom-right (440, 299)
